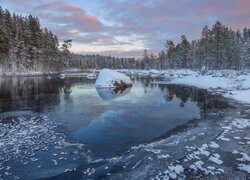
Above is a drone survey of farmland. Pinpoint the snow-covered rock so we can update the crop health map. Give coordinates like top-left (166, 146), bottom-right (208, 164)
top-left (59, 74), bottom-right (65, 79)
top-left (95, 69), bottom-right (132, 88)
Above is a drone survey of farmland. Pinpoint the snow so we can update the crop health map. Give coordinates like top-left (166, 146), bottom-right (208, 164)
top-left (0, 114), bottom-right (64, 179)
top-left (155, 69), bottom-right (250, 104)
top-left (238, 164), bottom-right (250, 173)
top-left (150, 69), bottom-right (160, 74)
top-left (59, 74), bottom-right (65, 79)
top-left (228, 90), bottom-right (250, 104)
top-left (86, 73), bottom-right (97, 80)
top-left (209, 153), bottom-right (223, 165)
top-left (209, 141), bottom-right (219, 148)
top-left (95, 69), bottom-right (132, 88)
top-left (117, 69), bottom-right (250, 104)
top-left (236, 152), bottom-right (250, 162)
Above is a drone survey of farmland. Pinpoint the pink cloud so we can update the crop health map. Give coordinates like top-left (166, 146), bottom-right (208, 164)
top-left (35, 1), bottom-right (103, 32)
top-left (61, 5), bottom-right (82, 12)
top-left (38, 1), bottom-right (62, 9)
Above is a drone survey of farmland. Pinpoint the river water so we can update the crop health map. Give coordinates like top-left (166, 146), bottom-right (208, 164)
top-left (0, 74), bottom-right (232, 179)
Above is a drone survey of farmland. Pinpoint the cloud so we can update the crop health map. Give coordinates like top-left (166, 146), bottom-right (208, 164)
top-left (36, 1), bottom-right (103, 32)
top-left (100, 0), bottom-right (250, 51)
top-left (2, 0), bottom-right (250, 57)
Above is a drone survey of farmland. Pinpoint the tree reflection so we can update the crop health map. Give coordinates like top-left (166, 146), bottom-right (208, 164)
top-left (0, 76), bottom-right (94, 112)
top-left (157, 84), bottom-right (230, 117)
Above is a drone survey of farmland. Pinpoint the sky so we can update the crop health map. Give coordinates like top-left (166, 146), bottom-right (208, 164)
top-left (1, 0), bottom-right (250, 57)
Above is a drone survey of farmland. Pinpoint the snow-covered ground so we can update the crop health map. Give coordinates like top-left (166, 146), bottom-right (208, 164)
top-left (119, 69), bottom-right (250, 105)
top-left (162, 69), bottom-right (250, 105)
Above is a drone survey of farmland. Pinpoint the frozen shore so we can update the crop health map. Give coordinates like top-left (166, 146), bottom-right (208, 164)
top-left (1, 68), bottom-right (249, 105)
top-left (119, 69), bottom-right (250, 105)
top-left (161, 69), bottom-right (250, 105)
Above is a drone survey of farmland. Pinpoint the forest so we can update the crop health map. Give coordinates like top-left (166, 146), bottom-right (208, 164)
top-left (0, 6), bottom-right (250, 73)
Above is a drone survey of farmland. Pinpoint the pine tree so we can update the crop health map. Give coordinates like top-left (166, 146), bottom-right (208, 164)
top-left (211, 21), bottom-right (227, 69)
top-left (61, 39), bottom-right (72, 55)
top-left (165, 40), bottom-right (175, 68)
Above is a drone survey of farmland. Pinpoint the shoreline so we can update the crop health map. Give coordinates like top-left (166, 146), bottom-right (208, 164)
top-left (1, 68), bottom-right (249, 105)
top-left (0, 69), bottom-right (86, 77)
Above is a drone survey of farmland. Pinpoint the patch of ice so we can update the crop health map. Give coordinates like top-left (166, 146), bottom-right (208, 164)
top-left (231, 119), bottom-right (250, 129)
top-left (83, 168), bottom-right (96, 176)
top-left (209, 141), bottom-right (219, 148)
top-left (131, 160), bottom-right (142, 170)
top-left (232, 150), bottom-right (239, 154)
top-left (52, 159), bottom-right (58, 166)
top-left (236, 152), bottom-right (250, 162)
top-left (238, 164), bottom-right (250, 173)
top-left (161, 164), bottom-right (184, 179)
top-left (144, 148), bottom-right (161, 154)
top-left (0, 114), bottom-right (61, 172)
top-left (157, 154), bottom-right (170, 159)
top-left (190, 161), bottom-right (204, 171)
top-left (233, 136), bottom-right (241, 140)
top-left (209, 153), bottom-right (223, 165)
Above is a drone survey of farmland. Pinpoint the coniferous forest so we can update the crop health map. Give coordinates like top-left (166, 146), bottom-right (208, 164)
top-left (0, 7), bottom-right (250, 74)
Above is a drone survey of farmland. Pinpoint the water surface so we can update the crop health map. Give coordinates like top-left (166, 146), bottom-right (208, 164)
top-left (0, 74), bottom-right (229, 179)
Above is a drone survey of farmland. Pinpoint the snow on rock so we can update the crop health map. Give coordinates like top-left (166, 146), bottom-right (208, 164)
top-left (95, 69), bottom-right (132, 88)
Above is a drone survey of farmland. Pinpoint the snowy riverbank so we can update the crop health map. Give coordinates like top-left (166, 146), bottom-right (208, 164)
top-left (119, 69), bottom-right (250, 104)
top-left (162, 69), bottom-right (250, 105)
top-left (119, 69), bottom-right (250, 105)
top-left (1, 68), bottom-right (249, 105)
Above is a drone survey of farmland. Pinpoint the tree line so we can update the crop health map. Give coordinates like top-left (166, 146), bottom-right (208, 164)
top-left (143, 22), bottom-right (250, 70)
top-left (0, 7), bottom-right (138, 73)
top-left (0, 7), bottom-right (250, 73)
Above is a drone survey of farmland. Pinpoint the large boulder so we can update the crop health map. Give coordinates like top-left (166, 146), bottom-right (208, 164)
top-left (95, 69), bottom-right (132, 88)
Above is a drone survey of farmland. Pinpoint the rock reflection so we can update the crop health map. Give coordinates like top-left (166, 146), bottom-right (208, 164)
top-left (95, 87), bottom-right (132, 101)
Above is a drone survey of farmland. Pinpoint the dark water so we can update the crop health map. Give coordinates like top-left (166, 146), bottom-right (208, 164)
top-left (0, 74), bottom-right (230, 179)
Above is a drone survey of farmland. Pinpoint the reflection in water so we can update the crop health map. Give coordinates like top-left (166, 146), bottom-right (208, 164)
top-left (95, 87), bottom-right (132, 101)
top-left (0, 76), bottom-right (94, 112)
top-left (0, 74), bottom-right (231, 179)
top-left (158, 84), bottom-right (230, 117)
